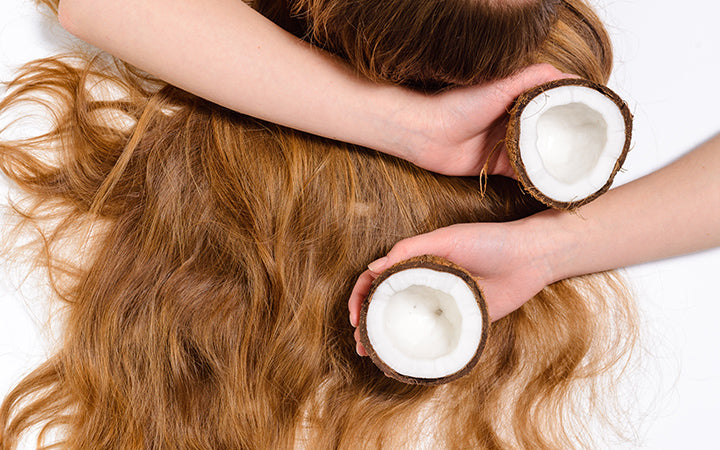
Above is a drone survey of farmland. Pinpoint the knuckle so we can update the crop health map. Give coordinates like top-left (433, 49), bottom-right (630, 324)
top-left (538, 63), bottom-right (562, 81)
top-left (390, 239), bottom-right (413, 259)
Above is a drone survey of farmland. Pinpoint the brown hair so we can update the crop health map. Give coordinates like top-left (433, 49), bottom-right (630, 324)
top-left (288, 0), bottom-right (562, 89)
top-left (0, 0), bottom-right (636, 448)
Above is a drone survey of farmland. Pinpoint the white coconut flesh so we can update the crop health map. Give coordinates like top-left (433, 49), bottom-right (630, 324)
top-left (518, 85), bottom-right (627, 202)
top-left (365, 268), bottom-right (484, 379)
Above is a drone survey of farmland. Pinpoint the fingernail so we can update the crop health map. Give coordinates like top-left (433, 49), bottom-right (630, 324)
top-left (356, 342), bottom-right (362, 356)
top-left (367, 256), bottom-right (388, 273)
top-left (350, 312), bottom-right (357, 328)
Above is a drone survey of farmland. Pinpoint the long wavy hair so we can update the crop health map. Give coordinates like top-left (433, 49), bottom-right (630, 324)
top-left (0, 0), bottom-right (637, 448)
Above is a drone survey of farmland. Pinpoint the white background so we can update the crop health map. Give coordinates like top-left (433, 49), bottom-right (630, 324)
top-left (1, 0), bottom-right (719, 448)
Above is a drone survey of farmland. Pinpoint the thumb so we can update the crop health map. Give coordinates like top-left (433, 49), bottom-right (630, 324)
top-left (349, 229), bottom-right (456, 329)
top-left (367, 228), bottom-right (456, 274)
top-left (492, 63), bottom-right (579, 108)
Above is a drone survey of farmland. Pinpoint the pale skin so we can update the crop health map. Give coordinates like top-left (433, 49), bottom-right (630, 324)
top-left (57, 0), bottom-right (569, 178)
top-left (56, 1), bottom-right (720, 359)
top-left (350, 133), bottom-right (720, 355)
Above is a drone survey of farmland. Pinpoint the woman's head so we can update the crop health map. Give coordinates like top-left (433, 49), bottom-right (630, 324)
top-left (278, 0), bottom-right (563, 88)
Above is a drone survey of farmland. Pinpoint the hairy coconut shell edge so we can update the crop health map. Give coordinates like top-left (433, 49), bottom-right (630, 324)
top-left (505, 78), bottom-right (633, 210)
top-left (358, 255), bottom-right (490, 385)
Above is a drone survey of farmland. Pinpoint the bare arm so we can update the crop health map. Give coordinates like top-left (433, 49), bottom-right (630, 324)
top-left (349, 132), bottom-right (720, 341)
top-left (57, 0), bottom-right (567, 176)
top-left (58, 0), bottom-right (409, 154)
top-left (542, 132), bottom-right (720, 282)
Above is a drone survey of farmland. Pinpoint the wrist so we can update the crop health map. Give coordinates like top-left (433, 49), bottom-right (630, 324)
top-left (364, 85), bottom-right (433, 163)
top-left (517, 208), bottom-right (585, 285)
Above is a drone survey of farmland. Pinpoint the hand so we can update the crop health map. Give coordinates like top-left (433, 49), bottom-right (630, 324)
top-left (348, 220), bottom-right (556, 356)
top-left (394, 64), bottom-right (576, 177)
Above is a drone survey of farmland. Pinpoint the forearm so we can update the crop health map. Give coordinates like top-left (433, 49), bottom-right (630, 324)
top-left (57, 0), bottom-right (417, 158)
top-left (531, 133), bottom-right (720, 282)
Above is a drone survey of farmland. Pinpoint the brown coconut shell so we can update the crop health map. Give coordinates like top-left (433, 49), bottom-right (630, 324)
top-left (358, 255), bottom-right (489, 385)
top-left (505, 78), bottom-right (633, 210)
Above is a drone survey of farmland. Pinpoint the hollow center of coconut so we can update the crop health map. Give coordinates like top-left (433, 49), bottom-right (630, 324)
top-left (536, 102), bottom-right (607, 184)
top-left (365, 268), bottom-right (485, 379)
top-left (517, 84), bottom-right (628, 203)
top-left (383, 285), bottom-right (462, 359)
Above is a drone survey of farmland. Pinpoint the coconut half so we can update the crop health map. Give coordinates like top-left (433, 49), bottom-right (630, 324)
top-left (358, 255), bottom-right (489, 385)
top-left (506, 78), bottom-right (633, 209)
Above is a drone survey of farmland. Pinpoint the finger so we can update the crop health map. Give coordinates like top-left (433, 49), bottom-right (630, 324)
top-left (382, 230), bottom-right (455, 267)
top-left (365, 234), bottom-right (449, 275)
top-left (353, 327), bottom-right (368, 356)
top-left (504, 63), bottom-right (565, 96)
top-left (491, 64), bottom-right (577, 111)
top-left (361, 230), bottom-right (461, 287)
top-left (483, 116), bottom-right (517, 179)
top-left (348, 269), bottom-right (376, 327)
